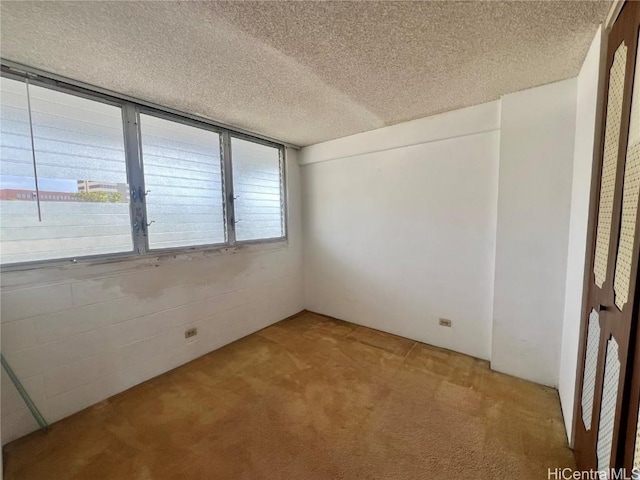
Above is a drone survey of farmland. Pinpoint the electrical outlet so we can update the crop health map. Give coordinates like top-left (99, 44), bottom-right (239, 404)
top-left (185, 327), bottom-right (198, 339)
top-left (439, 318), bottom-right (452, 328)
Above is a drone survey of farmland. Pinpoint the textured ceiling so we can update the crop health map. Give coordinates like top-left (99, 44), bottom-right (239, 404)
top-left (1, 1), bottom-right (610, 146)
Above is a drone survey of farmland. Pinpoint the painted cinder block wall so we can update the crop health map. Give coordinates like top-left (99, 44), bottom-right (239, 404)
top-left (0, 149), bottom-right (304, 445)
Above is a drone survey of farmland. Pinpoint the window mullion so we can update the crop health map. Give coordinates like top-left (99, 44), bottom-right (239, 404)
top-left (221, 131), bottom-right (237, 245)
top-left (122, 104), bottom-right (148, 255)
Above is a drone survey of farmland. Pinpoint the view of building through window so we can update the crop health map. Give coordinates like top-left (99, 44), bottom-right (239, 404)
top-left (0, 179), bottom-right (129, 203)
top-left (0, 74), bottom-right (286, 266)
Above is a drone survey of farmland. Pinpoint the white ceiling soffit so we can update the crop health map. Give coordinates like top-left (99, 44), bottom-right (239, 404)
top-left (0, 1), bottom-right (610, 147)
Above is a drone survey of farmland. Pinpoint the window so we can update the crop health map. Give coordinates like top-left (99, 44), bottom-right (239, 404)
top-left (139, 114), bottom-right (225, 249)
top-left (231, 137), bottom-right (284, 241)
top-left (0, 77), bottom-right (131, 265)
top-left (0, 69), bottom-right (287, 267)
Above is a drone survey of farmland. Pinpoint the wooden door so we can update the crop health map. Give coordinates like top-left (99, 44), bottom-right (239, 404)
top-left (574, 1), bottom-right (640, 472)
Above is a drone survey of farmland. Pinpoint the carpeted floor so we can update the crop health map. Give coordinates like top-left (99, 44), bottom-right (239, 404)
top-left (3, 311), bottom-right (574, 479)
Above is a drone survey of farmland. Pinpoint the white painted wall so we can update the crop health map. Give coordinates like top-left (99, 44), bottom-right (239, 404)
top-left (301, 77), bottom-right (582, 390)
top-left (301, 102), bottom-right (501, 360)
top-left (0, 149), bottom-right (304, 445)
top-left (558, 27), bottom-right (603, 444)
top-left (491, 78), bottom-right (578, 387)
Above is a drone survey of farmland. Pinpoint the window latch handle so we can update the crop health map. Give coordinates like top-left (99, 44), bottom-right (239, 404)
top-left (139, 220), bottom-right (154, 234)
top-left (131, 188), bottom-right (149, 202)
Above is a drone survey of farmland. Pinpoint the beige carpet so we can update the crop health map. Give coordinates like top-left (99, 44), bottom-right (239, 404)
top-left (3, 311), bottom-right (574, 479)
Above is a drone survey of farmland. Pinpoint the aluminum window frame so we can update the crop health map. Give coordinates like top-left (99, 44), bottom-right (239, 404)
top-left (228, 132), bottom-right (288, 244)
top-left (136, 107), bottom-right (228, 255)
top-left (0, 64), bottom-right (289, 271)
top-left (0, 72), bottom-right (138, 267)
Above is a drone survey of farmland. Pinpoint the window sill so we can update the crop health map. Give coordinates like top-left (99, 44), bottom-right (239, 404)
top-left (0, 237), bottom-right (289, 274)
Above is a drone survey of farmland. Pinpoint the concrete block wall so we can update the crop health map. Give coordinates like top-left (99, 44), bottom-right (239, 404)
top-left (0, 149), bottom-right (304, 445)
